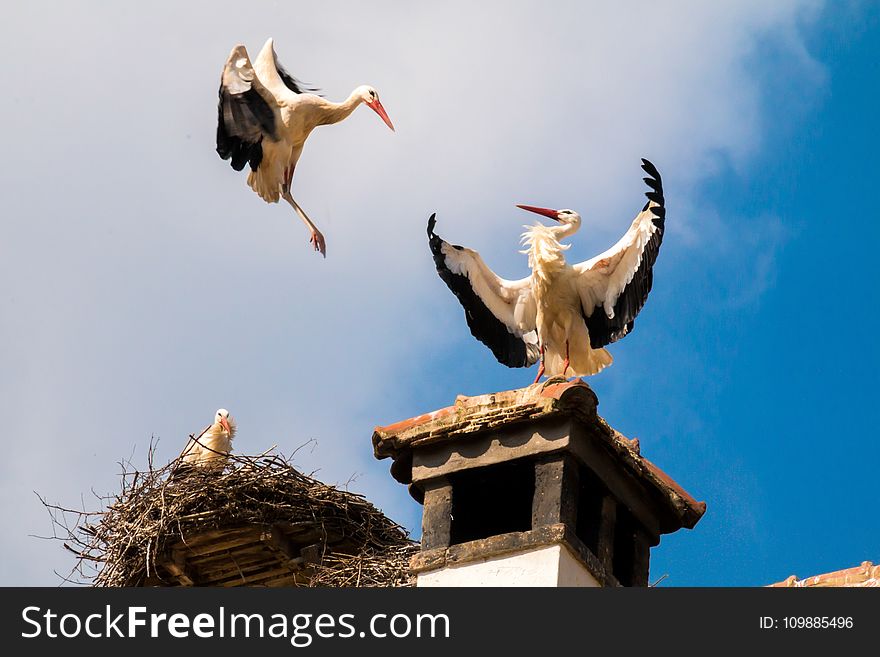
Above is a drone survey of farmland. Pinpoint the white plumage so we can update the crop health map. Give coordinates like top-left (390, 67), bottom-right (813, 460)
top-left (179, 408), bottom-right (237, 470)
top-left (428, 159), bottom-right (666, 381)
top-left (216, 38), bottom-right (395, 257)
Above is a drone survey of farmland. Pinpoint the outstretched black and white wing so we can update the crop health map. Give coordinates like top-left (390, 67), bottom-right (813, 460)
top-left (428, 215), bottom-right (540, 368)
top-left (574, 159), bottom-right (666, 348)
top-left (216, 45), bottom-right (279, 172)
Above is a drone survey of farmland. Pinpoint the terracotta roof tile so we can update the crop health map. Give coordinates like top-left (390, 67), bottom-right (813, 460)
top-left (769, 561), bottom-right (880, 587)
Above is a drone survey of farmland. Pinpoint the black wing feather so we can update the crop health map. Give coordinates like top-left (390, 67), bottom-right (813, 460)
top-left (274, 53), bottom-right (321, 96)
top-left (584, 158), bottom-right (666, 348)
top-left (216, 85), bottom-right (277, 172)
top-left (428, 214), bottom-right (538, 368)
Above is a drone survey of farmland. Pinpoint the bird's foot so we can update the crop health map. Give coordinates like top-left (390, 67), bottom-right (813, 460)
top-left (532, 365), bottom-right (545, 385)
top-left (309, 229), bottom-right (326, 257)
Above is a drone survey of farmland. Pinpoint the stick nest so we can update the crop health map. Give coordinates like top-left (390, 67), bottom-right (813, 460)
top-left (41, 448), bottom-right (417, 587)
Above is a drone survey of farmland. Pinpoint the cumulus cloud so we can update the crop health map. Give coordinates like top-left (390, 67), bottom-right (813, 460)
top-left (0, 1), bottom-right (826, 583)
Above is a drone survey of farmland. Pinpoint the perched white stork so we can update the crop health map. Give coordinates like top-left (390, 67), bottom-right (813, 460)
top-left (428, 159), bottom-right (666, 382)
top-left (216, 38), bottom-right (395, 257)
top-left (178, 408), bottom-right (237, 470)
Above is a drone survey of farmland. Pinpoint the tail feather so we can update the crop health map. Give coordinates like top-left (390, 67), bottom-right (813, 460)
top-left (543, 320), bottom-right (613, 377)
top-left (245, 139), bottom-right (287, 203)
top-left (247, 164), bottom-right (284, 202)
top-left (544, 345), bottom-right (612, 378)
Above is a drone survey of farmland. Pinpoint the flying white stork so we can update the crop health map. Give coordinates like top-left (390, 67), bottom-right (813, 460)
top-left (216, 38), bottom-right (395, 257)
top-left (428, 159), bottom-right (666, 382)
top-left (178, 408), bottom-right (237, 470)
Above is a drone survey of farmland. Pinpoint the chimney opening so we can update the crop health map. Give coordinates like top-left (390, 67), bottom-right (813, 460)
top-left (612, 505), bottom-right (636, 586)
top-left (576, 463), bottom-right (606, 558)
top-left (449, 459), bottom-right (534, 545)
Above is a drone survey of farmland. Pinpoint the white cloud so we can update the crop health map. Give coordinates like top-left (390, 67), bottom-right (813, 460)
top-left (0, 1), bottom-right (826, 583)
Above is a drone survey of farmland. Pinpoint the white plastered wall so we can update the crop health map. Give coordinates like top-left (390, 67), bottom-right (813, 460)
top-left (417, 543), bottom-right (601, 587)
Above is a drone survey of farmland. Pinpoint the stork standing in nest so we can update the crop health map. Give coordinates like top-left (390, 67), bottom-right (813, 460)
top-left (428, 159), bottom-right (666, 382)
top-left (178, 409), bottom-right (237, 470)
top-left (216, 38), bottom-right (395, 257)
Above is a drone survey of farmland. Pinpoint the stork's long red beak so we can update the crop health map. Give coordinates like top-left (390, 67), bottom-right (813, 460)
top-left (516, 204), bottom-right (561, 221)
top-left (367, 99), bottom-right (395, 131)
top-left (220, 417), bottom-right (231, 433)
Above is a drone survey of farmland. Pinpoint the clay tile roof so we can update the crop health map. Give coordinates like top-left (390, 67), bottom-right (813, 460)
top-left (372, 378), bottom-right (706, 531)
top-left (769, 561), bottom-right (880, 588)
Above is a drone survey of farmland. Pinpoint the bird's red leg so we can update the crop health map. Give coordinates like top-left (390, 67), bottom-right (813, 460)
top-left (533, 345), bottom-right (546, 384)
top-left (561, 341), bottom-right (570, 378)
top-left (281, 179), bottom-right (327, 258)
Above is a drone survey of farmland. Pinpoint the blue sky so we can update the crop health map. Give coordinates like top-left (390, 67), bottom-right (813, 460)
top-left (1, 1), bottom-right (877, 586)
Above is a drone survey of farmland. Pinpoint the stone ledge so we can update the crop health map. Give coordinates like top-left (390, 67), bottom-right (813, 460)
top-left (410, 523), bottom-right (621, 587)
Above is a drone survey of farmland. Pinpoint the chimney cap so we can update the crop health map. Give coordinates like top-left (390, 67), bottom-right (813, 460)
top-left (372, 378), bottom-right (706, 532)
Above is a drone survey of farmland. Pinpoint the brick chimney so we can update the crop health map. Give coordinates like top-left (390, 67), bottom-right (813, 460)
top-left (372, 379), bottom-right (706, 587)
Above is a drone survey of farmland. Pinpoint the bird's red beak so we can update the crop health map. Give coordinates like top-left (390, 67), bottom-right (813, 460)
top-left (220, 417), bottom-right (231, 433)
top-left (367, 99), bottom-right (395, 131)
top-left (516, 204), bottom-right (561, 221)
